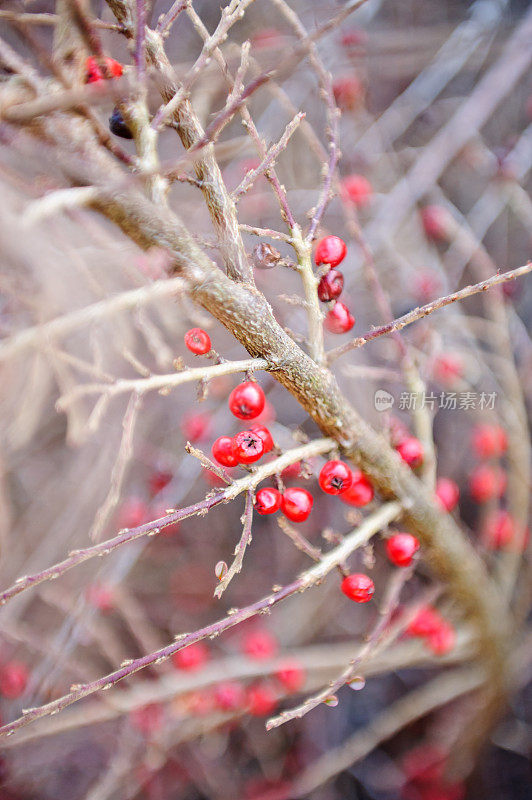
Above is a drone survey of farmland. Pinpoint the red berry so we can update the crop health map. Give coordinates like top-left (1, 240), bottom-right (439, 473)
top-left (184, 327), bottom-right (211, 355)
top-left (232, 430), bottom-right (265, 464)
top-left (340, 174), bottom-right (372, 208)
top-left (181, 411), bottom-right (212, 442)
top-left (396, 437), bottom-right (424, 468)
top-left (85, 56), bottom-right (123, 83)
top-left (317, 269), bottom-right (344, 302)
top-left (275, 660), bottom-right (306, 693)
top-left (425, 621), bottom-right (455, 656)
top-left (281, 487), bottom-right (313, 522)
top-left (469, 464), bottom-right (506, 503)
top-left (402, 744), bottom-right (446, 784)
top-left (324, 301), bottom-right (355, 333)
top-left (314, 235), bottom-right (347, 267)
top-left (386, 533), bottom-right (420, 567)
top-left (421, 205), bottom-right (451, 240)
top-left (435, 478), bottom-right (459, 512)
top-left (172, 642), bottom-right (209, 672)
top-left (228, 381), bottom-right (265, 420)
top-left (340, 469), bottom-right (374, 506)
top-left (341, 573), bottom-right (374, 603)
top-left (130, 703), bottom-right (163, 735)
top-left (413, 269), bottom-right (442, 302)
top-left (319, 460), bottom-right (353, 495)
top-left (432, 354), bottom-right (463, 385)
top-left (214, 681), bottom-right (246, 711)
top-left (148, 469), bottom-right (172, 496)
top-left (0, 662), bottom-right (28, 698)
top-left (118, 497), bottom-right (149, 528)
top-left (255, 487), bottom-right (282, 515)
top-left (247, 683), bottom-right (277, 716)
top-left (333, 75), bottom-right (364, 110)
top-left (482, 510), bottom-right (528, 552)
top-left (250, 424), bottom-right (274, 453)
top-left (86, 583), bottom-right (115, 612)
top-left (280, 461), bottom-right (301, 481)
top-left (407, 606), bottom-right (442, 637)
top-left (471, 424), bottom-right (508, 459)
top-left (212, 436), bottom-right (239, 467)
top-left (243, 629), bottom-right (278, 660)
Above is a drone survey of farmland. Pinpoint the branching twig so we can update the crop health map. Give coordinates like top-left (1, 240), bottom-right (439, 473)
top-left (214, 489), bottom-right (254, 598)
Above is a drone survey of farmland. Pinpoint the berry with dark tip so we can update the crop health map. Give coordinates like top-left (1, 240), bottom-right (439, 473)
top-left (232, 430), bottom-right (265, 464)
top-left (319, 460), bottom-right (353, 495)
top-left (184, 327), bottom-right (211, 355)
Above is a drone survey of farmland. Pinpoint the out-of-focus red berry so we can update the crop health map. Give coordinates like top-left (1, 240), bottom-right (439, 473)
top-left (117, 497), bottom-right (149, 528)
top-left (243, 629), bottom-right (278, 660)
top-left (214, 681), bottom-right (246, 711)
top-left (435, 478), bottom-right (460, 512)
top-left (340, 468), bottom-right (374, 506)
top-left (184, 328), bottom-right (211, 355)
top-left (229, 382), bottom-right (265, 420)
top-left (333, 75), bottom-right (364, 110)
top-left (255, 487), bottom-right (283, 515)
top-left (413, 269), bottom-right (442, 302)
top-left (324, 301), bottom-right (355, 333)
top-left (425, 620), bottom-right (456, 656)
top-left (281, 487), bottom-right (313, 522)
top-left (252, 399), bottom-right (276, 424)
top-left (86, 583), bottom-right (115, 612)
top-left (469, 464), bottom-right (506, 503)
top-left (482, 510), bottom-right (529, 551)
top-left (471, 424), bottom-right (508, 459)
top-left (130, 703), bottom-right (164, 735)
top-left (406, 606), bottom-right (442, 637)
top-left (148, 469), bottom-right (173, 496)
top-left (85, 56), bottom-right (123, 83)
top-left (421, 205), bottom-right (452, 241)
top-left (280, 461), bottom-right (301, 481)
top-left (341, 573), bottom-right (374, 603)
top-left (247, 683), bottom-right (277, 716)
top-left (314, 235), bottom-right (347, 268)
top-left (181, 411), bottom-right (212, 442)
top-left (396, 437), bottom-right (424, 468)
top-left (386, 533), bottom-right (420, 567)
top-left (172, 642), bottom-right (209, 672)
top-left (0, 662), bottom-right (29, 698)
top-left (402, 744), bottom-right (445, 784)
top-left (432, 354), bottom-right (463, 385)
top-left (250, 424), bottom-right (274, 453)
top-left (275, 660), bottom-right (306, 693)
top-left (340, 174), bottom-right (373, 207)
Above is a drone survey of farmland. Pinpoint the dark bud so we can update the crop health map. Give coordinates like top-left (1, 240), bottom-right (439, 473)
top-left (252, 242), bottom-right (281, 269)
top-left (317, 269), bottom-right (344, 302)
top-left (109, 107), bottom-right (133, 139)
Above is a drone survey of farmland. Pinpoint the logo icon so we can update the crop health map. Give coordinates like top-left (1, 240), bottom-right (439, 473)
top-left (374, 389), bottom-right (394, 411)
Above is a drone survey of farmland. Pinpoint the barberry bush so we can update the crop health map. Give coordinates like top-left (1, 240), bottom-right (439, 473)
top-left (0, 1), bottom-right (531, 798)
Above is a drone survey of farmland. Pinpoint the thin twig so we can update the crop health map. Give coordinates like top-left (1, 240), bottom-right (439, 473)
top-left (214, 490), bottom-right (254, 598)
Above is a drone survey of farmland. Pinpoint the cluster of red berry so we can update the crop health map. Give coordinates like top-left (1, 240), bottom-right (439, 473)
top-left (406, 605), bottom-right (455, 656)
top-left (130, 629), bottom-right (306, 732)
top-left (314, 236), bottom-right (355, 334)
